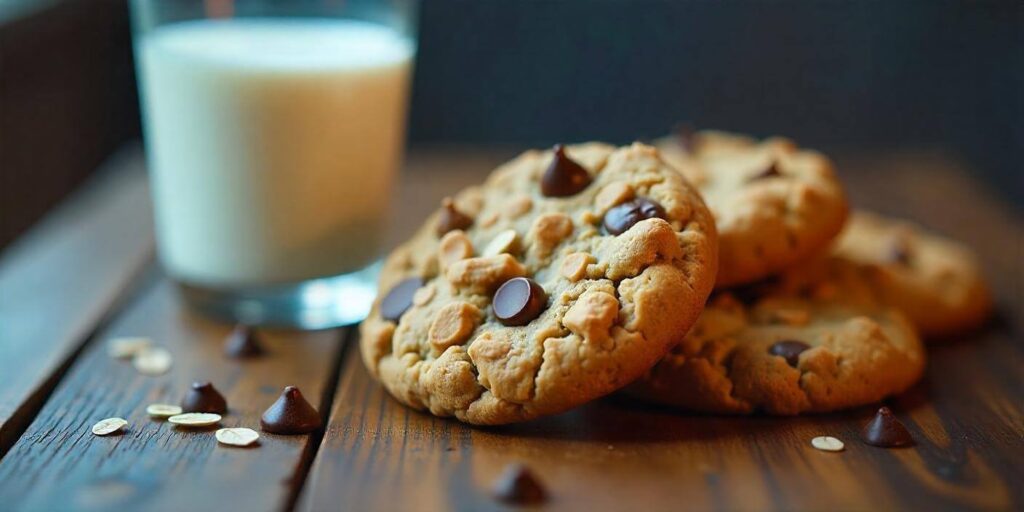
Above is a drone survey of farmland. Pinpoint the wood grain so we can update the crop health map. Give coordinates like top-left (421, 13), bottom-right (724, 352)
top-left (0, 148), bottom-right (1020, 512)
top-left (0, 278), bottom-right (345, 511)
top-left (299, 150), bottom-right (1023, 512)
top-left (0, 148), bottom-right (153, 454)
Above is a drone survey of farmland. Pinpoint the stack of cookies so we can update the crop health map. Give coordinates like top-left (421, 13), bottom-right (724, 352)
top-left (360, 132), bottom-right (991, 424)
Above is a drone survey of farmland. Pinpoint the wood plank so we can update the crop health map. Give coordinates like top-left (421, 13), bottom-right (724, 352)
top-left (0, 147), bottom-right (153, 453)
top-left (0, 278), bottom-right (346, 511)
top-left (300, 150), bottom-right (1023, 511)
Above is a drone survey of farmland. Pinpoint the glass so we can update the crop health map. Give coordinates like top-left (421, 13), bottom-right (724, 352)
top-left (130, 0), bottom-right (418, 328)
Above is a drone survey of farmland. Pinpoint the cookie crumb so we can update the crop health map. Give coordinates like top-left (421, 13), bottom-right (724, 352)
top-left (146, 404), bottom-right (183, 418)
top-left (133, 347), bottom-right (173, 375)
top-left (91, 417), bottom-right (128, 436)
top-left (168, 413), bottom-right (222, 427)
top-left (216, 427), bottom-right (260, 447)
top-left (107, 337), bottom-right (153, 359)
top-left (811, 436), bottom-right (844, 452)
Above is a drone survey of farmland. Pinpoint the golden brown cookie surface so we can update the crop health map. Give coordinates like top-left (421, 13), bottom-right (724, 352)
top-left (658, 130), bottom-right (849, 288)
top-left (361, 143), bottom-right (718, 424)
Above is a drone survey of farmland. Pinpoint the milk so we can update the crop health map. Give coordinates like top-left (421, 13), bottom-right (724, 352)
top-left (137, 19), bottom-right (414, 286)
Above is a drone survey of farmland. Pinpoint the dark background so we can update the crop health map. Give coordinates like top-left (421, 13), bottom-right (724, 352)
top-left (1, 0), bottom-right (1021, 250)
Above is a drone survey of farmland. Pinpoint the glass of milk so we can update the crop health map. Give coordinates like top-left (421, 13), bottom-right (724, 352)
top-left (131, 0), bottom-right (417, 328)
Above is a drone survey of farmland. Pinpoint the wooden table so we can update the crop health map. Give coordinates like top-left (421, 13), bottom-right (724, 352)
top-left (0, 146), bottom-right (1020, 511)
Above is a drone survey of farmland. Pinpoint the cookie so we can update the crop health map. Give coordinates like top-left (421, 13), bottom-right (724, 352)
top-left (830, 211), bottom-right (992, 338)
top-left (657, 130), bottom-right (848, 287)
top-left (626, 289), bottom-right (925, 415)
top-left (361, 143), bottom-right (718, 425)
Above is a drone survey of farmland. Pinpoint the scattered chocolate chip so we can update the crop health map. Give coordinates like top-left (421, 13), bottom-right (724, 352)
top-left (750, 161), bottom-right (782, 181)
top-left (768, 340), bottom-right (811, 367)
top-left (260, 386), bottom-right (322, 435)
top-left (181, 381), bottom-right (228, 414)
top-left (493, 277), bottom-right (547, 326)
top-left (861, 406), bottom-right (914, 448)
top-left (380, 277), bottom-right (424, 322)
top-left (223, 324), bottom-right (265, 358)
top-left (541, 144), bottom-right (592, 197)
top-left (888, 237), bottom-right (913, 265)
top-left (491, 463), bottom-right (546, 505)
top-left (602, 197), bottom-right (667, 235)
top-left (436, 198), bottom-right (473, 236)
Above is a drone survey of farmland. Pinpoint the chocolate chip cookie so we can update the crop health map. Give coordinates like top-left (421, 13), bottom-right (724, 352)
top-left (361, 143), bottom-right (718, 424)
top-left (626, 288), bottom-right (925, 415)
top-left (657, 130), bottom-right (849, 288)
top-left (830, 211), bottom-right (992, 338)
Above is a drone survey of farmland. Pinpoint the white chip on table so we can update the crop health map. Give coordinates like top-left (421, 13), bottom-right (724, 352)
top-left (168, 413), bottom-right (222, 427)
top-left (811, 436), bottom-right (845, 452)
top-left (107, 337), bottom-right (153, 359)
top-left (91, 417), bottom-right (128, 436)
top-left (146, 403), bottom-right (183, 418)
top-left (133, 347), bottom-right (173, 375)
top-left (215, 428), bottom-right (260, 447)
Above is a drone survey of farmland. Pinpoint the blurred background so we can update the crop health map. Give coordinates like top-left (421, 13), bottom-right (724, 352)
top-left (1, 0), bottom-right (1020, 250)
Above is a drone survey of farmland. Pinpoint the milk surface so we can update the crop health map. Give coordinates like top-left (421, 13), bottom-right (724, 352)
top-left (138, 19), bottom-right (413, 286)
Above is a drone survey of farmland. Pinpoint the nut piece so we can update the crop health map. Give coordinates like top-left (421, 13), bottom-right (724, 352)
top-left (527, 213), bottom-right (574, 256)
top-left (563, 291), bottom-right (619, 342)
top-left (438, 231), bottom-right (474, 268)
top-left (216, 427), bottom-right (260, 447)
top-left (446, 254), bottom-right (526, 292)
top-left (482, 230), bottom-right (519, 257)
top-left (412, 284), bottom-right (436, 306)
top-left (133, 347), bottom-right (173, 376)
top-left (146, 404), bottom-right (183, 418)
top-left (91, 417), bottom-right (128, 436)
top-left (811, 436), bottom-right (845, 452)
top-left (168, 413), bottom-right (222, 427)
top-left (506, 194), bottom-right (534, 219)
top-left (773, 308), bottom-right (810, 326)
top-left (429, 302), bottom-right (482, 351)
top-left (595, 182), bottom-right (634, 213)
top-left (559, 252), bottom-right (594, 281)
top-left (107, 337), bottom-right (153, 359)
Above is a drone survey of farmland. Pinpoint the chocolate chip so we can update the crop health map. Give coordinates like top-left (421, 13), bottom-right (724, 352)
top-left (493, 277), bottom-right (547, 326)
top-left (380, 277), bottom-right (424, 322)
top-left (181, 381), bottom-right (228, 414)
top-left (491, 463), bottom-right (546, 505)
top-left (861, 406), bottom-right (914, 447)
top-left (436, 198), bottom-right (473, 236)
top-left (750, 161), bottom-right (782, 181)
top-left (768, 340), bottom-right (811, 367)
top-left (260, 386), bottom-right (322, 435)
top-left (223, 324), bottom-right (265, 358)
top-left (602, 197), bottom-right (667, 235)
top-left (541, 144), bottom-right (592, 197)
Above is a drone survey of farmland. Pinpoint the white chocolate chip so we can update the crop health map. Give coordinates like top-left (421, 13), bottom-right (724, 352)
top-left (215, 427), bottom-right (260, 447)
top-left (168, 413), bottom-right (222, 427)
top-left (91, 417), bottom-right (128, 436)
top-left (107, 337), bottom-right (153, 359)
top-left (811, 436), bottom-right (844, 452)
top-left (482, 230), bottom-right (519, 257)
top-left (133, 347), bottom-right (173, 376)
top-left (146, 404), bottom-right (183, 418)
